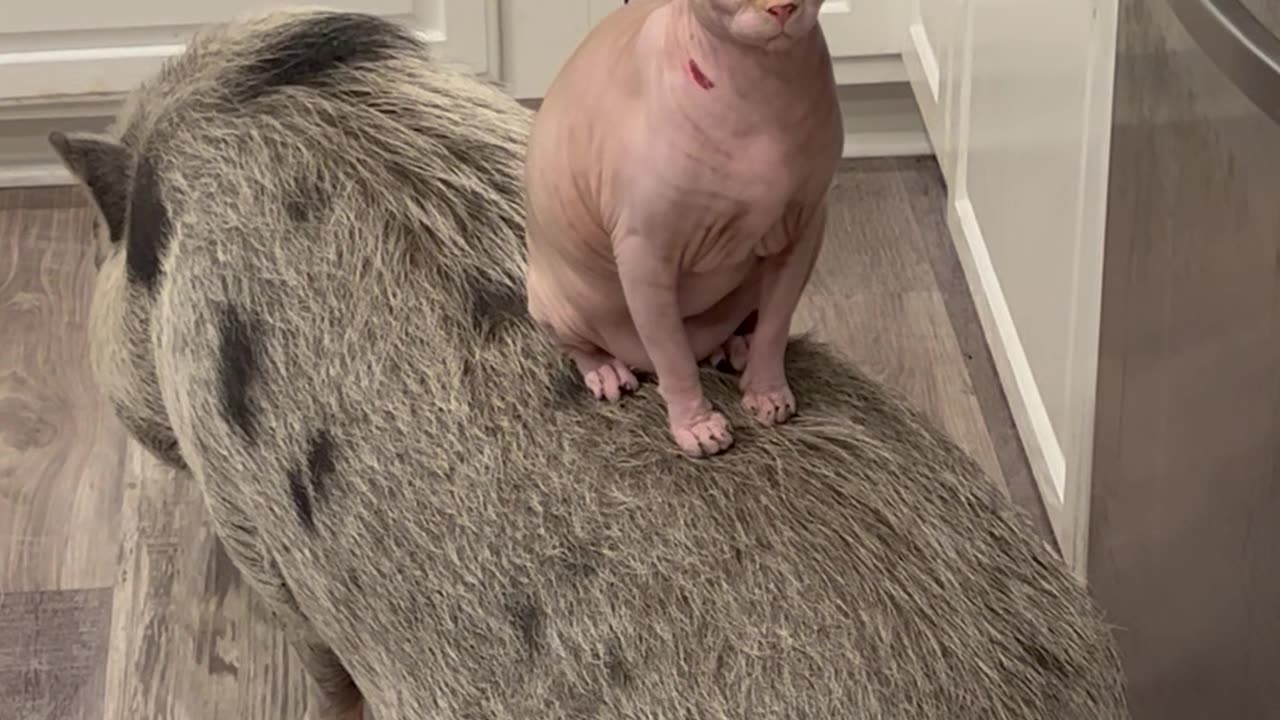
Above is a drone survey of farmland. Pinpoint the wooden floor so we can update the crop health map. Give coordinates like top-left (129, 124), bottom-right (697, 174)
top-left (0, 157), bottom-right (1051, 720)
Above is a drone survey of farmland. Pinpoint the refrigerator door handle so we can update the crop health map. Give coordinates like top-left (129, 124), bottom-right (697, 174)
top-left (1170, 0), bottom-right (1280, 124)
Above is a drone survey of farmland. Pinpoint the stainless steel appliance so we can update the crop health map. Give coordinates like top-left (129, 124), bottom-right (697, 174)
top-left (1090, 1), bottom-right (1280, 717)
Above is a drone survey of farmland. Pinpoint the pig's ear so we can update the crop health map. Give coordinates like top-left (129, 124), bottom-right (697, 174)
top-left (48, 131), bottom-right (130, 243)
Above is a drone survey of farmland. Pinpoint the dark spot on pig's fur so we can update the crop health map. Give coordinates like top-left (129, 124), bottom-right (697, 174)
top-left (1020, 636), bottom-right (1072, 681)
top-left (287, 431), bottom-right (337, 533)
top-left (287, 464), bottom-right (315, 533)
top-left (123, 412), bottom-right (188, 471)
top-left (560, 543), bottom-right (601, 580)
top-left (217, 305), bottom-right (260, 441)
top-left (235, 12), bottom-right (424, 103)
top-left (604, 641), bottom-right (631, 687)
top-left (285, 179), bottom-right (327, 223)
top-left (471, 277), bottom-right (526, 334)
top-left (306, 430), bottom-right (337, 504)
top-left (285, 196), bottom-right (311, 223)
top-left (506, 592), bottom-right (544, 659)
top-left (125, 154), bottom-right (170, 291)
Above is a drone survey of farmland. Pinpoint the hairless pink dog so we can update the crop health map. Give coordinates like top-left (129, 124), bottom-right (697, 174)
top-left (525, 0), bottom-right (843, 457)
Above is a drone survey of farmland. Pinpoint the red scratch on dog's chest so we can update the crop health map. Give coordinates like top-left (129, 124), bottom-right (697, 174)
top-left (688, 58), bottom-right (715, 90)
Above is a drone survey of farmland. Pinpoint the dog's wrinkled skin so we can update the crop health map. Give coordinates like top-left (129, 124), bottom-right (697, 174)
top-left (55, 9), bottom-right (1129, 720)
top-left (525, 0), bottom-right (843, 457)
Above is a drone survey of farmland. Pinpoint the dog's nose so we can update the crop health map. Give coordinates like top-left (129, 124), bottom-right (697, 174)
top-left (767, 2), bottom-right (798, 25)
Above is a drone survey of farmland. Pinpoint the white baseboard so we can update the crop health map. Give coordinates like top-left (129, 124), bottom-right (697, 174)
top-left (948, 196), bottom-right (1075, 561)
top-left (838, 81), bottom-right (931, 159)
top-left (1, 163), bottom-right (75, 187)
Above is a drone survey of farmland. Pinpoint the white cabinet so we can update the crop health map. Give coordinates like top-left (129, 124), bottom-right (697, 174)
top-left (902, 0), bottom-right (964, 179)
top-left (499, 0), bottom-right (912, 99)
top-left (0, 0), bottom-right (495, 102)
top-left (905, 0), bottom-right (1120, 573)
top-left (497, 0), bottom-right (596, 100)
top-left (820, 0), bottom-right (909, 61)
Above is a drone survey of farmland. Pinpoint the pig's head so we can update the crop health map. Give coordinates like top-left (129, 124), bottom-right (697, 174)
top-left (690, 0), bottom-right (825, 51)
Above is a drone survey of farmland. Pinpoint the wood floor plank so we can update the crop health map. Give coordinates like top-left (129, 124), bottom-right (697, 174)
top-left (809, 159), bottom-right (938, 297)
top-left (890, 157), bottom-right (1055, 545)
top-left (0, 588), bottom-right (112, 720)
top-left (0, 187), bottom-right (84, 213)
top-left (0, 197), bottom-right (128, 592)
top-left (103, 445), bottom-right (312, 720)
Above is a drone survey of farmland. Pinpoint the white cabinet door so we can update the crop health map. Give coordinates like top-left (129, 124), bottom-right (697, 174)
top-left (0, 0), bottom-right (494, 103)
top-left (902, 0), bottom-right (965, 181)
top-left (943, 0), bottom-right (1119, 573)
top-left (819, 0), bottom-right (909, 60)
top-left (498, 0), bottom-right (597, 99)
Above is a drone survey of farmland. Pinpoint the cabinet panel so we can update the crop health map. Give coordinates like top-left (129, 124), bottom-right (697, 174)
top-left (3, 0), bottom-right (411, 35)
top-left (0, 0), bottom-right (492, 102)
top-left (962, 0), bottom-right (1094, 468)
top-left (947, 0), bottom-right (1119, 568)
top-left (820, 0), bottom-right (910, 59)
top-left (904, 0), bottom-right (964, 180)
top-left (498, 0), bottom-right (594, 99)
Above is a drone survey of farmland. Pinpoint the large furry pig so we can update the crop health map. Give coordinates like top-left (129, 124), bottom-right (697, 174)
top-left (50, 8), bottom-right (1129, 720)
